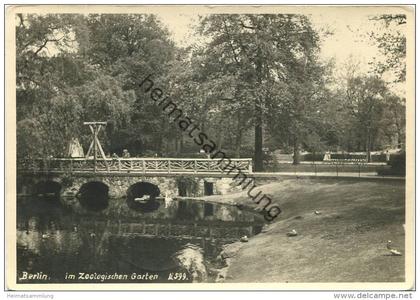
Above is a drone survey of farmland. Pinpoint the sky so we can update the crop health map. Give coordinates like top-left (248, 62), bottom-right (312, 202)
top-left (158, 11), bottom-right (381, 66)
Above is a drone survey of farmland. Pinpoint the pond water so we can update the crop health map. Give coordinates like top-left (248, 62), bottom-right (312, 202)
top-left (16, 196), bottom-right (265, 284)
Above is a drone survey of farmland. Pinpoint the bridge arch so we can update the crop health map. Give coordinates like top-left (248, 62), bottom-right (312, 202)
top-left (126, 182), bottom-right (160, 212)
top-left (34, 180), bottom-right (62, 202)
top-left (77, 181), bottom-right (109, 211)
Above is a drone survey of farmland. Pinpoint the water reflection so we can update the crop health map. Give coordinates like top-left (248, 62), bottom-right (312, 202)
top-left (17, 196), bottom-right (264, 283)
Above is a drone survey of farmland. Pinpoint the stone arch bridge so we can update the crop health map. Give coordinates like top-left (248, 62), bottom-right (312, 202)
top-left (17, 157), bottom-right (253, 202)
top-left (17, 157), bottom-right (269, 245)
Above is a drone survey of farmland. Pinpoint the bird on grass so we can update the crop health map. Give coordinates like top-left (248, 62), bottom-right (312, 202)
top-left (240, 235), bottom-right (249, 242)
top-left (314, 210), bottom-right (321, 215)
top-left (387, 240), bottom-right (402, 256)
top-left (287, 229), bottom-right (298, 237)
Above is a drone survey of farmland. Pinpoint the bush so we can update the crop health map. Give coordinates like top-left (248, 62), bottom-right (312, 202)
top-left (142, 150), bottom-right (159, 157)
top-left (371, 154), bottom-right (387, 162)
top-left (389, 152), bottom-right (406, 175)
top-left (377, 152), bottom-right (405, 176)
top-left (330, 153), bottom-right (367, 160)
top-left (301, 153), bottom-right (324, 162)
top-left (164, 152), bottom-right (208, 158)
top-left (239, 146), bottom-right (255, 158)
top-left (175, 176), bottom-right (200, 195)
top-left (217, 146), bottom-right (254, 159)
top-left (262, 151), bottom-right (280, 171)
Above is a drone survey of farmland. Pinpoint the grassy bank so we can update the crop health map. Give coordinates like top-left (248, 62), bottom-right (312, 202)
top-left (203, 178), bottom-right (405, 282)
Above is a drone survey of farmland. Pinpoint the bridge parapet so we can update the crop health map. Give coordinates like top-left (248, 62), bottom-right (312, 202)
top-left (18, 157), bottom-right (253, 175)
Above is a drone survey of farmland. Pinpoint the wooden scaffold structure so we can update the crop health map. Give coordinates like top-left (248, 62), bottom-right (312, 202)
top-left (84, 121), bottom-right (108, 172)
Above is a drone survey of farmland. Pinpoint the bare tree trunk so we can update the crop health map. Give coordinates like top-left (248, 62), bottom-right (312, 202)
top-left (395, 121), bottom-right (402, 148)
top-left (180, 135), bottom-right (184, 153)
top-left (254, 115), bottom-right (263, 171)
top-left (175, 134), bottom-right (183, 154)
top-left (216, 124), bottom-right (223, 150)
top-left (235, 111), bottom-right (243, 158)
top-left (366, 129), bottom-right (371, 162)
top-left (235, 130), bottom-right (242, 158)
top-left (174, 138), bottom-right (179, 154)
top-left (254, 50), bottom-right (264, 172)
top-left (292, 135), bottom-right (300, 165)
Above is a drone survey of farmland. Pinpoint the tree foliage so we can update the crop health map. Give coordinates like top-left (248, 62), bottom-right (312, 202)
top-left (16, 13), bottom-right (406, 166)
top-left (195, 14), bottom-right (325, 168)
top-left (369, 14), bottom-right (406, 82)
top-left (16, 14), bottom-right (175, 159)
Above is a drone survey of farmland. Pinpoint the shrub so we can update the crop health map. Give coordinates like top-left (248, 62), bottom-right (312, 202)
top-left (377, 152), bottom-right (405, 176)
top-left (301, 153), bottom-right (324, 161)
top-left (175, 176), bottom-right (200, 195)
top-left (142, 150), bottom-right (158, 157)
top-left (330, 153), bottom-right (367, 160)
top-left (389, 152), bottom-right (406, 175)
top-left (162, 152), bottom-right (208, 158)
top-left (240, 146), bottom-right (255, 158)
top-left (371, 154), bottom-right (387, 162)
top-left (178, 152), bottom-right (208, 158)
top-left (262, 151), bottom-right (280, 171)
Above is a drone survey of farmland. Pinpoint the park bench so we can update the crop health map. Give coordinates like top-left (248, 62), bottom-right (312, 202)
top-left (325, 158), bottom-right (368, 164)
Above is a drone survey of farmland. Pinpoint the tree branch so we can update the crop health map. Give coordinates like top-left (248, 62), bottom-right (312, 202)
top-left (222, 18), bottom-right (241, 65)
top-left (17, 14), bottom-right (25, 28)
top-left (33, 38), bottom-right (61, 56)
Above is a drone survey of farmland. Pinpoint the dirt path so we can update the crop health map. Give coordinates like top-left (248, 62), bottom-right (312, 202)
top-left (203, 178), bottom-right (405, 282)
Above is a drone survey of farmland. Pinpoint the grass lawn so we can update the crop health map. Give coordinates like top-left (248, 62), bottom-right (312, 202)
top-left (203, 178), bottom-right (405, 282)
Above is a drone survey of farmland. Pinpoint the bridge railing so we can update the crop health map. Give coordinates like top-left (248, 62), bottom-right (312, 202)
top-left (18, 157), bottom-right (253, 174)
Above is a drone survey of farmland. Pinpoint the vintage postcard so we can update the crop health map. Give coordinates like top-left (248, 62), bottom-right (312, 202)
top-left (4, 4), bottom-right (415, 291)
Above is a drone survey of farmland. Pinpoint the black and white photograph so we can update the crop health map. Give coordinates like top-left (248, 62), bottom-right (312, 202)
top-left (4, 4), bottom-right (415, 292)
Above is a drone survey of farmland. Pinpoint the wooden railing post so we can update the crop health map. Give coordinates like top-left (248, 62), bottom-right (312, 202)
top-left (168, 160), bottom-right (171, 173)
top-left (142, 220), bottom-right (146, 234)
top-left (248, 159), bottom-right (253, 173)
top-left (142, 159), bottom-right (146, 173)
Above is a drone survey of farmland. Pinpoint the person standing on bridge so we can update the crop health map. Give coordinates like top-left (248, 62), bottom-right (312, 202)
top-left (122, 149), bottom-right (131, 158)
top-left (385, 150), bottom-right (391, 163)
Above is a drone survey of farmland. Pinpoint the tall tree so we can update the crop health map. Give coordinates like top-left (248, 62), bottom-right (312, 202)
top-left (16, 14), bottom-right (92, 158)
top-left (83, 14), bottom-right (176, 154)
top-left (197, 14), bottom-right (323, 169)
top-left (16, 13), bottom-right (176, 158)
top-left (345, 76), bottom-right (389, 161)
